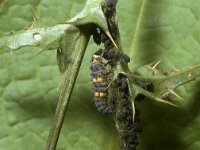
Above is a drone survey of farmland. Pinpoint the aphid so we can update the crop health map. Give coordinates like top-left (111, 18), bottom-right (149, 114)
top-left (90, 53), bottom-right (112, 114)
top-left (120, 53), bottom-right (130, 63)
top-left (103, 0), bottom-right (117, 17)
top-left (103, 46), bottom-right (118, 60)
top-left (92, 28), bottom-right (101, 45)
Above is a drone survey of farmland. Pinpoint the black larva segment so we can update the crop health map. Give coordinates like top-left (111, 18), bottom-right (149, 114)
top-left (91, 70), bottom-right (107, 77)
top-left (93, 87), bottom-right (108, 92)
top-left (99, 107), bottom-right (111, 114)
top-left (95, 99), bottom-right (107, 106)
top-left (90, 54), bottom-right (112, 114)
top-left (90, 63), bottom-right (104, 71)
top-left (94, 82), bottom-right (109, 87)
top-left (98, 105), bottom-right (108, 111)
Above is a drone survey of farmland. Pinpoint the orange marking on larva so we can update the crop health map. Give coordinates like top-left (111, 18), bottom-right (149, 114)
top-left (94, 92), bottom-right (106, 97)
top-left (94, 92), bottom-right (99, 97)
top-left (93, 77), bottom-right (103, 83)
top-left (99, 92), bottom-right (106, 97)
top-left (92, 78), bottom-right (97, 83)
top-left (96, 77), bottom-right (103, 82)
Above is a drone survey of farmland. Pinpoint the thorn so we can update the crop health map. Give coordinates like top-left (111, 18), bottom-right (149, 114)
top-left (138, 86), bottom-right (178, 107)
top-left (169, 89), bottom-right (184, 100)
top-left (107, 81), bottom-right (112, 89)
top-left (58, 48), bottom-right (62, 53)
top-left (131, 101), bottom-right (136, 123)
top-left (105, 31), bottom-right (118, 49)
top-left (152, 60), bottom-right (161, 69)
top-left (155, 97), bottom-right (179, 107)
top-left (32, 8), bottom-right (39, 22)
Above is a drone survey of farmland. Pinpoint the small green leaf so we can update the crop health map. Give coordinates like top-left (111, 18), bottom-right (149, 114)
top-left (0, 1), bottom-right (118, 149)
top-left (0, 24), bottom-right (73, 52)
top-left (66, 0), bottom-right (118, 48)
top-left (0, 24), bottom-right (88, 74)
top-left (67, 0), bottom-right (106, 31)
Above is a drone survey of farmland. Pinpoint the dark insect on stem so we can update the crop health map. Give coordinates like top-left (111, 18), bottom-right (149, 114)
top-left (103, 0), bottom-right (118, 17)
top-left (120, 54), bottom-right (130, 63)
top-left (103, 45), bottom-right (118, 59)
top-left (95, 0), bottom-right (142, 149)
top-left (92, 27), bottom-right (101, 45)
top-left (98, 30), bottom-right (130, 66)
top-left (116, 74), bottom-right (142, 150)
top-left (90, 53), bottom-right (112, 114)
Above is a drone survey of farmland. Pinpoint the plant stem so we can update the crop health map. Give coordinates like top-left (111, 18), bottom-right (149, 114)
top-left (103, 0), bottom-right (143, 149)
top-left (45, 30), bottom-right (90, 150)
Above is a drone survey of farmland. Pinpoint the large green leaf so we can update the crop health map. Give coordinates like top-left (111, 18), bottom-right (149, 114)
top-left (117, 0), bottom-right (200, 150)
top-left (0, 0), bottom-right (117, 150)
top-left (0, 0), bottom-right (200, 150)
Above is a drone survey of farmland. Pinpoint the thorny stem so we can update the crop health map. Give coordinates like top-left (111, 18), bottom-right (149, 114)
top-left (45, 30), bottom-right (89, 150)
top-left (103, 0), bottom-right (140, 149)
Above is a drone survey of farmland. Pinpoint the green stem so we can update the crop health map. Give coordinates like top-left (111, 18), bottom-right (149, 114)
top-left (45, 30), bottom-right (90, 150)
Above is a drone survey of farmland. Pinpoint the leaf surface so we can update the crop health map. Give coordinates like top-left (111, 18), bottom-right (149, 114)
top-left (1, 0), bottom-right (200, 150)
top-left (0, 0), bottom-right (117, 150)
top-left (119, 0), bottom-right (200, 150)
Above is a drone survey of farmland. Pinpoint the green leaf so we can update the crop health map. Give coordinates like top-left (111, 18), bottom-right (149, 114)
top-left (1, 0), bottom-right (200, 150)
top-left (0, 0), bottom-right (118, 150)
top-left (0, 24), bottom-right (71, 51)
top-left (119, 0), bottom-right (200, 150)
top-left (67, 0), bottom-right (118, 48)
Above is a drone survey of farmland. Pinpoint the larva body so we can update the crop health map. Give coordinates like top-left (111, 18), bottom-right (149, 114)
top-left (90, 54), bottom-right (112, 114)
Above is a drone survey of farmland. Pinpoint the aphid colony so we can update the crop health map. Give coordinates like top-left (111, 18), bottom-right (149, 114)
top-left (90, 49), bottom-right (142, 150)
top-left (116, 75), bottom-right (142, 150)
top-left (89, 0), bottom-right (142, 149)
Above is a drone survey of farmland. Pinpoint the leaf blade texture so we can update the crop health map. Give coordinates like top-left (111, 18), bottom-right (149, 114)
top-left (1, 0), bottom-right (200, 150)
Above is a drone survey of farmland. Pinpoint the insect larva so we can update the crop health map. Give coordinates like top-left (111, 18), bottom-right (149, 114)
top-left (90, 53), bottom-right (112, 114)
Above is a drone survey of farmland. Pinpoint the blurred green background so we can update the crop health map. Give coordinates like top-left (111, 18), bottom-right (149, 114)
top-left (0, 0), bottom-right (200, 150)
